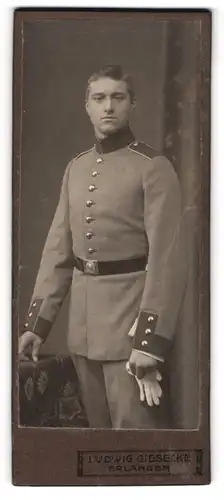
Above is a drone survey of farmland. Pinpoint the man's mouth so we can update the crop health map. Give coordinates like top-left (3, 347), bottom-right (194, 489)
top-left (101, 117), bottom-right (116, 121)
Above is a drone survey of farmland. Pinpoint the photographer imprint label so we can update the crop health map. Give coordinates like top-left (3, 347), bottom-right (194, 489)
top-left (77, 449), bottom-right (203, 477)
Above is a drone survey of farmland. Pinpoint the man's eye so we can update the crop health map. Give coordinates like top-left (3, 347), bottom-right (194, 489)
top-left (115, 95), bottom-right (125, 101)
top-left (94, 96), bottom-right (104, 102)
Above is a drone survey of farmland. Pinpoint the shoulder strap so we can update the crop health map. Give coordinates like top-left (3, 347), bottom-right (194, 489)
top-left (73, 147), bottom-right (93, 161)
top-left (128, 141), bottom-right (160, 160)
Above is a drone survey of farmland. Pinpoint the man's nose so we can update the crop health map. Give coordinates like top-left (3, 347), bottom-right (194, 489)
top-left (104, 97), bottom-right (114, 113)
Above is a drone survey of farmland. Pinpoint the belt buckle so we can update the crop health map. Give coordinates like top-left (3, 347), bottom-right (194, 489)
top-left (84, 260), bottom-right (99, 275)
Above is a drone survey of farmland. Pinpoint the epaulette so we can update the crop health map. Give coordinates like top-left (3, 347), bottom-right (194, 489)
top-left (73, 147), bottom-right (93, 161)
top-left (128, 141), bottom-right (160, 160)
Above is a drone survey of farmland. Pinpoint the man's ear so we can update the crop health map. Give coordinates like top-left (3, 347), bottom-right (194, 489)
top-left (131, 96), bottom-right (137, 111)
top-left (85, 100), bottom-right (90, 117)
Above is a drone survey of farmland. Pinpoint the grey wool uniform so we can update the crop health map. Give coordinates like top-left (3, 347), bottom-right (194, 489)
top-left (23, 127), bottom-right (187, 428)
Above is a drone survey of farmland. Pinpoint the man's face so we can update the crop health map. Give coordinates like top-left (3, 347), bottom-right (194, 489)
top-left (85, 77), bottom-right (135, 138)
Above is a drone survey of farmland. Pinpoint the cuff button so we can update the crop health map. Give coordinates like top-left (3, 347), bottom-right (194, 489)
top-left (141, 340), bottom-right (148, 346)
top-left (148, 316), bottom-right (154, 322)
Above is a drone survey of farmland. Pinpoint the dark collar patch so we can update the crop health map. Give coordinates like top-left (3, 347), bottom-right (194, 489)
top-left (95, 126), bottom-right (135, 154)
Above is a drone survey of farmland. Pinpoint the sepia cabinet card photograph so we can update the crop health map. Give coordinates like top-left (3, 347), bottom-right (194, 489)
top-left (12, 9), bottom-right (211, 486)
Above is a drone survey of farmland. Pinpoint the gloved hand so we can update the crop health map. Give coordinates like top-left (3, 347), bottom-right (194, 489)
top-left (126, 361), bottom-right (162, 406)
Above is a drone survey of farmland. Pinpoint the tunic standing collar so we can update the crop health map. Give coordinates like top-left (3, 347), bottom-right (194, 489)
top-left (95, 126), bottom-right (135, 154)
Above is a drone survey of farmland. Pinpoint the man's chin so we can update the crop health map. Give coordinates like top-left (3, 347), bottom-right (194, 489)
top-left (99, 122), bottom-right (121, 135)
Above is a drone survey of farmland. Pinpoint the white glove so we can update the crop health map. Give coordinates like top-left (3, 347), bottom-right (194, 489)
top-left (126, 361), bottom-right (162, 406)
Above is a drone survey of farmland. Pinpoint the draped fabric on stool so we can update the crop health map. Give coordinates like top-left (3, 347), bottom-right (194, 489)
top-left (19, 355), bottom-right (88, 427)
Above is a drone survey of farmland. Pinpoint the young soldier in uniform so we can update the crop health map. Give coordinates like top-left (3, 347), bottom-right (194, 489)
top-left (19, 65), bottom-right (187, 429)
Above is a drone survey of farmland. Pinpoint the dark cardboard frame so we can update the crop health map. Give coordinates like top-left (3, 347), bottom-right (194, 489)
top-left (12, 9), bottom-right (211, 486)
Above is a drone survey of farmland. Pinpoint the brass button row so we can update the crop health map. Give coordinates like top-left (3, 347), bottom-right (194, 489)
top-left (85, 157), bottom-right (103, 255)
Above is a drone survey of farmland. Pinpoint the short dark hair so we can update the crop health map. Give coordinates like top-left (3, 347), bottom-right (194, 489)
top-left (86, 65), bottom-right (135, 102)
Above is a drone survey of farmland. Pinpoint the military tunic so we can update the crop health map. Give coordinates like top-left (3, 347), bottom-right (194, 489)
top-left (24, 127), bottom-right (187, 364)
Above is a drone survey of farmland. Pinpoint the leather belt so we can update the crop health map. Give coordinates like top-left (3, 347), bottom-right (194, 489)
top-left (73, 255), bottom-right (148, 276)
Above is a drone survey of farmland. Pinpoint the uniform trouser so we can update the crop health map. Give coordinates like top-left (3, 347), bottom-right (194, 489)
top-left (71, 355), bottom-right (171, 429)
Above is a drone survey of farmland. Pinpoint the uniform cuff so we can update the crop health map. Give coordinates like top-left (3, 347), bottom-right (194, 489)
top-left (31, 317), bottom-right (52, 342)
top-left (23, 298), bottom-right (52, 342)
top-left (133, 310), bottom-right (172, 359)
top-left (133, 349), bottom-right (164, 363)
